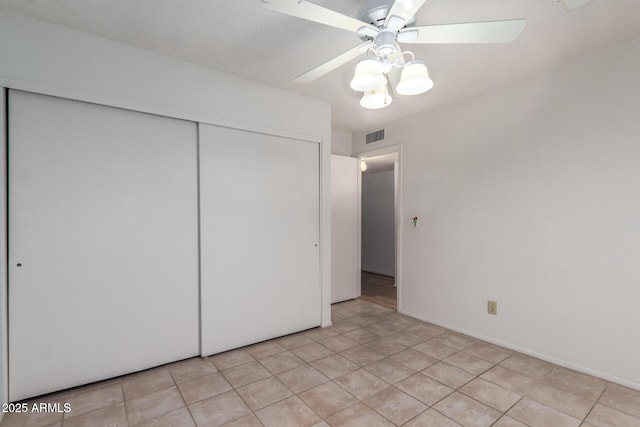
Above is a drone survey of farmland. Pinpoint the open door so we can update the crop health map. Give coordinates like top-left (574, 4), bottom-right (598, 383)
top-left (359, 150), bottom-right (400, 311)
top-left (331, 154), bottom-right (360, 303)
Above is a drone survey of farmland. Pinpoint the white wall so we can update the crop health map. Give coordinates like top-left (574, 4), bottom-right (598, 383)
top-left (331, 129), bottom-right (353, 156)
top-left (0, 9), bottom-right (332, 401)
top-left (353, 38), bottom-right (640, 390)
top-left (0, 11), bottom-right (329, 142)
top-left (361, 169), bottom-right (396, 277)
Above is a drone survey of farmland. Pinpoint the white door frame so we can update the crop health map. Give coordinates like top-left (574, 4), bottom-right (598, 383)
top-left (1, 87), bottom-right (8, 408)
top-left (357, 144), bottom-right (403, 311)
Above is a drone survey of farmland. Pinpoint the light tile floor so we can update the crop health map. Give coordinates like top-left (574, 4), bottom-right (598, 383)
top-left (2, 299), bottom-right (640, 426)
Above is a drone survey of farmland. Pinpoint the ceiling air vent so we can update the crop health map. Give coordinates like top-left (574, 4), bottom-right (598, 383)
top-left (365, 129), bottom-right (385, 144)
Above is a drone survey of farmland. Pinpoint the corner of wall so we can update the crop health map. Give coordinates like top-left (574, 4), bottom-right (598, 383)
top-left (330, 129), bottom-right (353, 157)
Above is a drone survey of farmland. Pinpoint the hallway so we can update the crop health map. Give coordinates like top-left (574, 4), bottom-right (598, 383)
top-left (360, 271), bottom-right (396, 310)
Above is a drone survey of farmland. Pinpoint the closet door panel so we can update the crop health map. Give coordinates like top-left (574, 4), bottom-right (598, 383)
top-left (199, 124), bottom-right (320, 356)
top-left (8, 91), bottom-right (199, 401)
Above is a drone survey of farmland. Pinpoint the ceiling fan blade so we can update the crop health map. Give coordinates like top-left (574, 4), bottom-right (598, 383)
top-left (398, 19), bottom-right (526, 44)
top-left (262, 0), bottom-right (379, 36)
top-left (294, 41), bottom-right (373, 83)
top-left (385, 0), bottom-right (428, 32)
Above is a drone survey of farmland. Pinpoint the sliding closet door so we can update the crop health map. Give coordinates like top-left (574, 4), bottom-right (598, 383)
top-left (199, 124), bottom-right (320, 356)
top-left (8, 91), bottom-right (199, 401)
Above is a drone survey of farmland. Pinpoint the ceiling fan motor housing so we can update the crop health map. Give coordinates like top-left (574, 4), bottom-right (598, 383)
top-left (356, 0), bottom-right (416, 42)
top-left (356, 0), bottom-right (394, 27)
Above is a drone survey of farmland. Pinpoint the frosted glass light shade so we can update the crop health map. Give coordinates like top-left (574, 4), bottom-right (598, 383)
top-left (360, 88), bottom-right (392, 109)
top-left (396, 60), bottom-right (434, 95)
top-left (351, 57), bottom-right (387, 92)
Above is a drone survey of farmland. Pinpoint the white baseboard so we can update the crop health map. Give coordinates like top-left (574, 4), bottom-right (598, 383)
top-left (400, 309), bottom-right (640, 392)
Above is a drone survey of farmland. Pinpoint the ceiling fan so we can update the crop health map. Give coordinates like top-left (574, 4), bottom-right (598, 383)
top-left (262, 0), bottom-right (526, 109)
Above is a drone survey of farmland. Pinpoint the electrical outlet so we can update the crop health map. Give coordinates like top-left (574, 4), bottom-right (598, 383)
top-left (487, 300), bottom-right (497, 315)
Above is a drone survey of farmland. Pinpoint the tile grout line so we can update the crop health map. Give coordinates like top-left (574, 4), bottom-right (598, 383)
top-left (6, 299), bottom-right (640, 427)
top-left (580, 386), bottom-right (608, 426)
top-left (234, 346), bottom-right (325, 427)
top-left (335, 306), bottom-right (537, 426)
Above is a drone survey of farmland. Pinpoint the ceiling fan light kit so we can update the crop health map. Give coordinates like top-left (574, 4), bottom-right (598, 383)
top-left (351, 50), bottom-right (432, 108)
top-left (262, 0), bottom-right (526, 110)
top-left (350, 57), bottom-right (388, 91)
top-left (397, 59), bottom-right (433, 95)
top-left (372, 30), bottom-right (398, 55)
top-left (360, 87), bottom-right (393, 109)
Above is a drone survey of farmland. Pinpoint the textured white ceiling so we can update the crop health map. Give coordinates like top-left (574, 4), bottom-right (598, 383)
top-left (1, 0), bottom-right (639, 132)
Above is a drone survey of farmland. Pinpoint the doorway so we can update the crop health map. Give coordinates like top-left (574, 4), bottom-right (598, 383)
top-left (359, 147), bottom-right (401, 311)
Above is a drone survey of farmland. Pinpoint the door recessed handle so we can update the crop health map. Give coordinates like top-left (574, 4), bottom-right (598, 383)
top-left (16, 263), bottom-right (22, 267)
